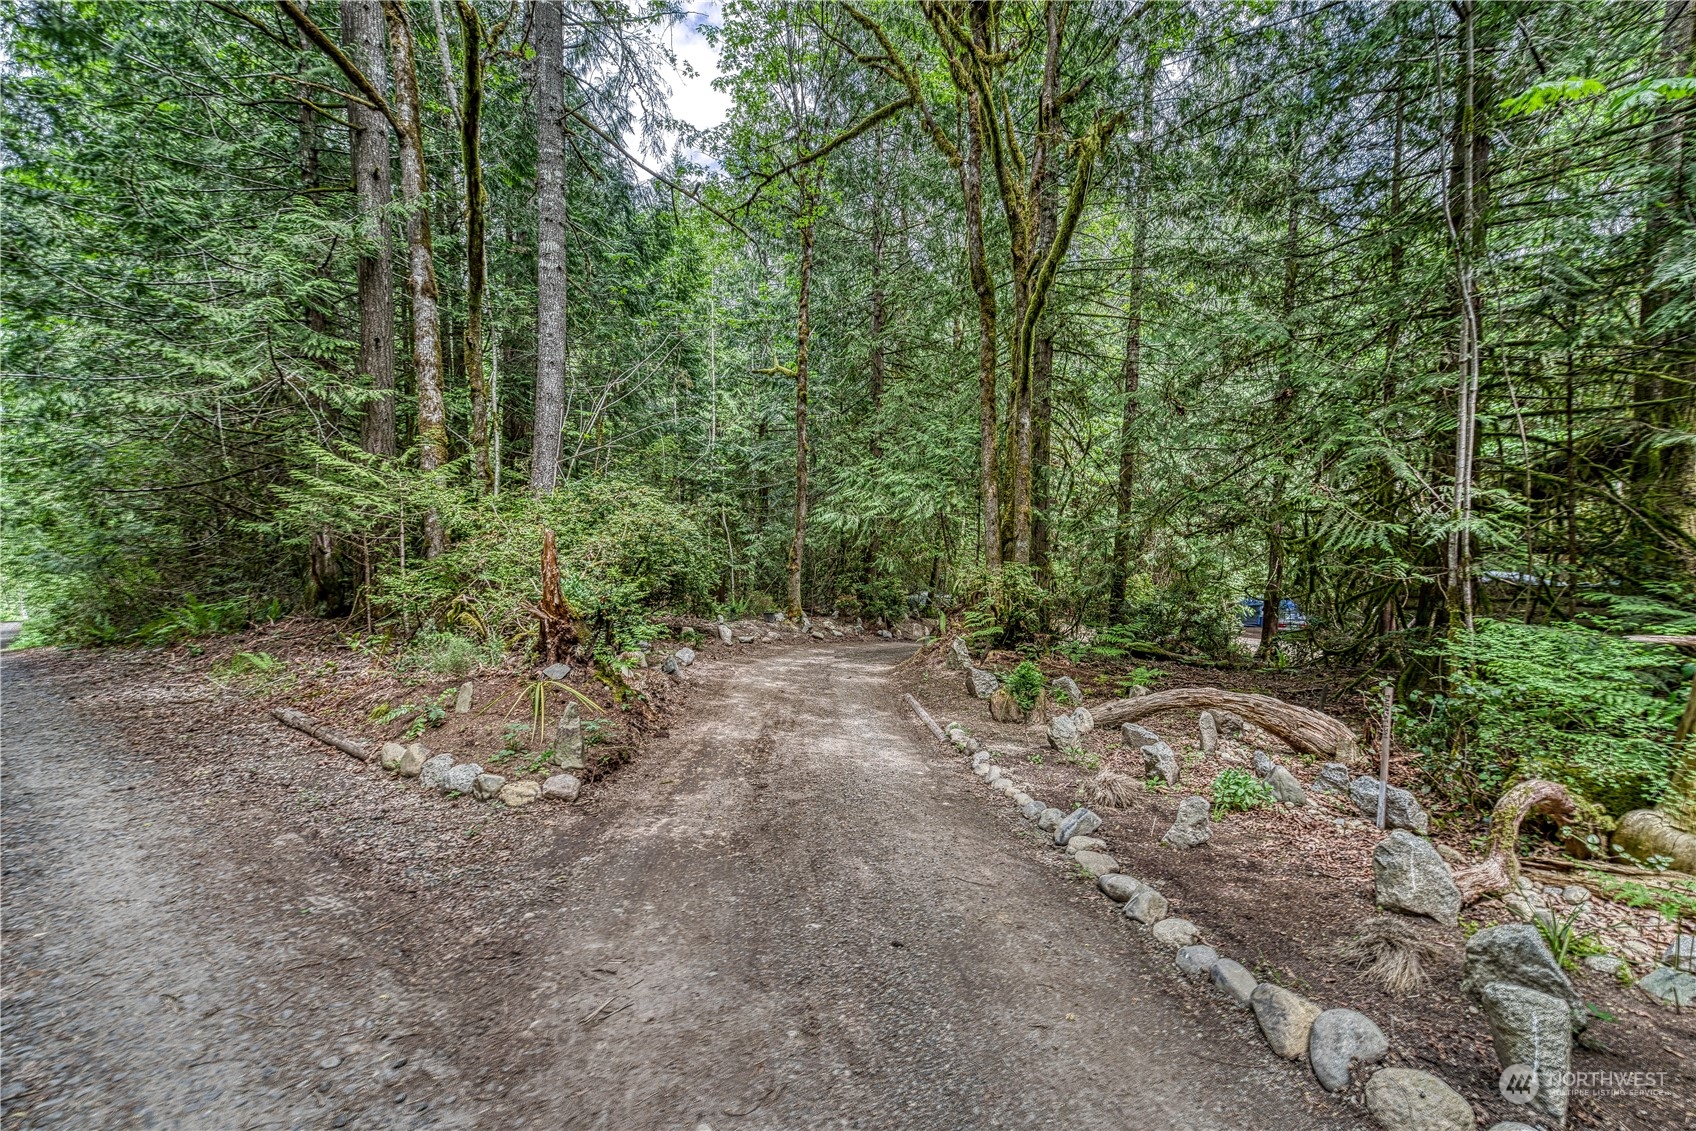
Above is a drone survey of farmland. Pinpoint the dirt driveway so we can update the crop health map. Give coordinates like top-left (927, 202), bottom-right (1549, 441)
top-left (2, 642), bottom-right (1351, 1130)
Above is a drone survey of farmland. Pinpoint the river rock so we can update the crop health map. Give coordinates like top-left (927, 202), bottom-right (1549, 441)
top-left (1250, 983), bottom-right (1323, 1059)
top-left (473, 772), bottom-right (505, 800)
top-left (1253, 749), bottom-right (1275, 779)
top-left (540, 661), bottom-right (572, 680)
top-left (418, 753), bottom-right (455, 790)
top-left (499, 780), bottom-right (542, 808)
top-left (1267, 766), bottom-right (1308, 806)
top-left (1364, 1069), bottom-right (1476, 1131)
top-left (1210, 957), bottom-right (1257, 1007)
top-left (1461, 923), bottom-right (1584, 1026)
top-left (1162, 796), bottom-right (1212, 848)
top-left (1048, 712), bottom-right (1082, 750)
top-left (397, 742), bottom-right (430, 777)
top-left (1479, 983), bottom-right (1570, 1122)
top-left (1176, 944), bottom-right (1219, 978)
top-left (947, 637), bottom-right (972, 669)
top-left (1037, 808), bottom-right (1064, 832)
top-left (1308, 1008), bottom-right (1389, 1092)
top-left (1072, 851), bottom-right (1119, 879)
top-left (715, 623), bottom-right (733, 645)
top-left (1051, 676), bottom-right (1083, 706)
top-left (989, 688), bottom-right (1027, 723)
top-left (966, 665), bottom-right (999, 699)
top-left (1372, 829), bottom-right (1462, 926)
top-left (1121, 722), bottom-right (1161, 748)
top-left (1639, 965), bottom-right (1696, 1007)
top-left (443, 762), bottom-right (482, 795)
top-left (1349, 776), bottom-right (1431, 834)
top-left (674, 646), bottom-right (696, 667)
top-left (1198, 711), bottom-right (1219, 754)
top-left (454, 681), bottom-right (473, 713)
top-left (377, 742), bottom-right (406, 772)
top-left (542, 773), bottom-right (582, 801)
top-left (1018, 798), bottom-right (1046, 821)
top-left (1098, 874), bottom-right (1141, 902)
top-left (1216, 710), bottom-right (1246, 737)
top-left (1151, 918), bottom-right (1200, 948)
top-left (1582, 954), bottom-right (1624, 976)
top-left (1143, 741), bottom-right (1180, 786)
top-left (1072, 706), bottom-right (1095, 735)
top-left (1055, 807), bottom-right (1102, 846)
top-left (1124, 887), bottom-right (1169, 925)
top-left (1316, 762), bottom-right (1352, 792)
top-left (1065, 835), bottom-right (1108, 855)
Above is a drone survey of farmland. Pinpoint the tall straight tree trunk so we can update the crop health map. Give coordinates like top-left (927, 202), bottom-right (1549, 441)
top-left (342, 0), bottom-right (397, 458)
top-left (866, 129), bottom-right (887, 578)
top-left (381, 0), bottom-right (448, 557)
top-left (1108, 211), bottom-right (1147, 625)
top-left (961, 78), bottom-right (1001, 571)
top-left (456, 0), bottom-right (490, 492)
top-left (1029, 0), bottom-right (1063, 584)
top-left (531, 0), bottom-right (567, 493)
top-left (1636, 0), bottom-right (1696, 571)
top-left (1258, 155), bottom-right (1302, 660)
top-left (787, 188), bottom-right (818, 621)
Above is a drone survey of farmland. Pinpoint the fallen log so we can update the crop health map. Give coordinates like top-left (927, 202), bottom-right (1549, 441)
top-left (905, 694), bottom-right (948, 745)
top-left (272, 707), bottom-right (370, 762)
top-left (1612, 808), bottom-right (1696, 876)
top-left (1453, 779), bottom-right (1576, 904)
top-left (1091, 686), bottom-right (1360, 761)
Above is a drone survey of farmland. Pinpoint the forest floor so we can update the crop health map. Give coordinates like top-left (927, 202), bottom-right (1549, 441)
top-left (904, 646), bottom-right (1695, 1131)
top-left (2, 632), bottom-right (1373, 1131)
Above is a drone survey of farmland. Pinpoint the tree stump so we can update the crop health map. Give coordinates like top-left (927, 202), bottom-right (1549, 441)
top-left (536, 528), bottom-right (579, 666)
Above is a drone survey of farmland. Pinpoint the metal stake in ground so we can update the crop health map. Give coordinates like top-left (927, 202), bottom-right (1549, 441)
top-left (1377, 684), bottom-right (1392, 830)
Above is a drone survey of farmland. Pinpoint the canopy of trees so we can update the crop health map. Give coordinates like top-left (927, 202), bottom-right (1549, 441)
top-left (4, 1), bottom-right (1693, 816)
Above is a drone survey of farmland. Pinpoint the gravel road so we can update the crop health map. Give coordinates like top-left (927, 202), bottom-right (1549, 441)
top-left (2, 641), bottom-right (1352, 1130)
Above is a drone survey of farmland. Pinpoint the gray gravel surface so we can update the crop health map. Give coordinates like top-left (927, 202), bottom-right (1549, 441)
top-left (2, 642), bottom-right (1353, 1129)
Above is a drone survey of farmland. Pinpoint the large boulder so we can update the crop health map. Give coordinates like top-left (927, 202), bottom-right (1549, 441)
top-left (1121, 722), bottom-right (1161, 749)
top-left (1638, 965), bottom-right (1696, 1007)
top-left (1364, 1069), bottom-right (1477, 1131)
top-left (965, 665), bottom-right (999, 699)
top-left (1142, 741), bottom-right (1180, 786)
top-left (1349, 776), bottom-right (1431, 834)
top-left (1479, 983), bottom-right (1570, 1122)
top-left (1250, 983), bottom-right (1323, 1060)
top-left (1050, 676), bottom-right (1083, 706)
top-left (1461, 923), bottom-right (1584, 1027)
top-left (418, 753), bottom-right (455, 790)
top-left (1267, 766), bottom-right (1308, 806)
top-left (1054, 807), bottom-right (1102, 846)
top-left (989, 688), bottom-right (1027, 723)
top-left (1308, 1008), bottom-right (1388, 1092)
top-left (1372, 830), bottom-right (1462, 926)
top-left (947, 637), bottom-right (973, 670)
top-left (1162, 796), bottom-right (1212, 849)
top-left (1198, 711), bottom-right (1219, 754)
top-left (443, 762), bottom-right (482, 795)
top-left (1048, 712), bottom-right (1082, 750)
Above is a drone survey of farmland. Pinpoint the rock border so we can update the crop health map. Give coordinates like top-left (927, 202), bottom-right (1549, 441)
top-left (930, 713), bottom-right (1491, 1131)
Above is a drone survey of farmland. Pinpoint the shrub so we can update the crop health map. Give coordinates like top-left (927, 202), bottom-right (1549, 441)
top-left (1211, 767), bottom-right (1274, 816)
top-left (402, 630), bottom-right (499, 678)
top-left (1002, 660), bottom-right (1046, 710)
top-left (1403, 619), bottom-right (1682, 816)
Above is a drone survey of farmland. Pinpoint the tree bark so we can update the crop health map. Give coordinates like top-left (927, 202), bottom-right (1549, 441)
top-left (536, 527), bottom-right (578, 665)
top-left (1108, 213), bottom-right (1145, 624)
top-left (1029, 0), bottom-right (1063, 583)
top-left (1452, 780), bottom-right (1577, 902)
top-left (379, 0), bottom-right (448, 558)
top-left (1258, 149), bottom-right (1302, 661)
top-left (960, 60), bottom-right (1000, 572)
top-left (341, 0), bottom-right (397, 458)
top-left (456, 0), bottom-right (491, 492)
top-left (531, 0), bottom-right (567, 493)
top-left (1093, 687), bottom-right (1361, 761)
top-left (787, 190), bottom-right (817, 622)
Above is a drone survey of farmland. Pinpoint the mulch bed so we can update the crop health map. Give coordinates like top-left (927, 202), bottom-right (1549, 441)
top-left (903, 642), bottom-right (1695, 1131)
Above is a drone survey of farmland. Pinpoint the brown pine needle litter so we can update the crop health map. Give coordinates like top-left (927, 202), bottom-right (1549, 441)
top-left (1337, 916), bottom-right (1447, 996)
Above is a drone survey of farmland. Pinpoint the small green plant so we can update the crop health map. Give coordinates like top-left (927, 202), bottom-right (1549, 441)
top-left (582, 718), bottom-right (609, 747)
top-left (140, 595), bottom-right (250, 644)
top-left (1064, 746), bottom-right (1101, 773)
top-left (210, 650), bottom-right (290, 691)
top-left (402, 630), bottom-right (498, 678)
top-left (1027, 751), bottom-right (1045, 766)
top-left (1211, 767), bottom-right (1274, 816)
top-left (1586, 871), bottom-right (1696, 922)
top-left (746, 590), bottom-right (777, 617)
top-left (1002, 660), bottom-right (1045, 710)
top-left (1534, 906), bottom-right (1606, 971)
top-left (401, 689), bottom-right (455, 740)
